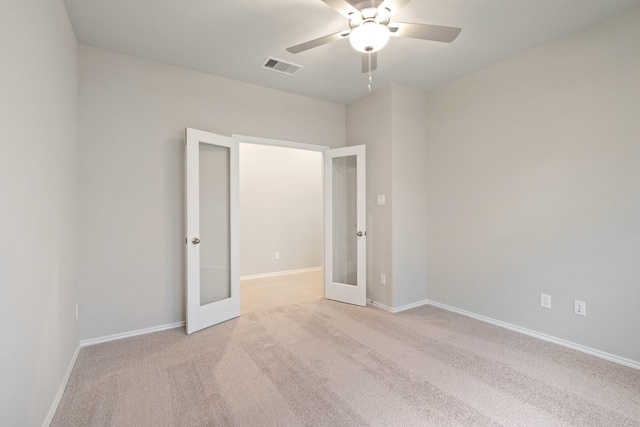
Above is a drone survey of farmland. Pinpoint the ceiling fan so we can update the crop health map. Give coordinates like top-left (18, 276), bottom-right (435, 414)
top-left (286, 0), bottom-right (462, 74)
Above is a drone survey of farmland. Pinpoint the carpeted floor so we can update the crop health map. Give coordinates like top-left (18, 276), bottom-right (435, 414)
top-left (240, 269), bottom-right (323, 314)
top-left (53, 300), bottom-right (640, 426)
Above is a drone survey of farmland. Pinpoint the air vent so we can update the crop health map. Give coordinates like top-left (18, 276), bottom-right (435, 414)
top-left (260, 57), bottom-right (303, 76)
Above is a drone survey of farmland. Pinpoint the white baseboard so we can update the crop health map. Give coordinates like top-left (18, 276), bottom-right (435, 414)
top-left (366, 297), bottom-right (639, 370)
top-left (80, 321), bottom-right (185, 347)
top-left (367, 299), bottom-right (394, 312)
top-left (43, 342), bottom-right (81, 427)
top-left (240, 266), bottom-right (322, 281)
top-left (393, 299), bottom-right (429, 313)
top-left (426, 300), bottom-right (640, 370)
top-left (367, 299), bottom-right (429, 313)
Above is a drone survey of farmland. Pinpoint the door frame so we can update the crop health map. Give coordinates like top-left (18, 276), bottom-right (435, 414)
top-left (231, 134), bottom-right (367, 304)
top-left (232, 134), bottom-right (329, 152)
top-left (231, 134), bottom-right (367, 305)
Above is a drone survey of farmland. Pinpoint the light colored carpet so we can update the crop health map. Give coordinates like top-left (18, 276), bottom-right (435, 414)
top-left (240, 269), bottom-right (323, 315)
top-left (53, 300), bottom-right (640, 426)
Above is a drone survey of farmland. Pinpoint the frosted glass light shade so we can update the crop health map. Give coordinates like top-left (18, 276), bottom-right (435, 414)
top-left (349, 22), bottom-right (390, 53)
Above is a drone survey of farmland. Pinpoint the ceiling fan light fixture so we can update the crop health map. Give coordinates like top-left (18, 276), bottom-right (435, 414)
top-left (349, 21), bottom-right (390, 53)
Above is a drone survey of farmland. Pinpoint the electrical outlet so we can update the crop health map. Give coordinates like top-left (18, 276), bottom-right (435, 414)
top-left (275, 251), bottom-right (280, 260)
top-left (379, 274), bottom-right (386, 286)
top-left (574, 300), bottom-right (586, 316)
top-left (540, 293), bottom-right (551, 309)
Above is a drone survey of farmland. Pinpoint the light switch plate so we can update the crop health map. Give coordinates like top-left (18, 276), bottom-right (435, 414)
top-left (377, 195), bottom-right (386, 205)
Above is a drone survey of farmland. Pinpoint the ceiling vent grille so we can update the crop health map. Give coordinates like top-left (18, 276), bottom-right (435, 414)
top-left (260, 57), bottom-right (303, 76)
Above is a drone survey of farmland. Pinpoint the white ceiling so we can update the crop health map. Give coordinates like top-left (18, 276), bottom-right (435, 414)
top-left (64, 0), bottom-right (640, 105)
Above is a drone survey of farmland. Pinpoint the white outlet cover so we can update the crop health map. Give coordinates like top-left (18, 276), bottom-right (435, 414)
top-left (377, 195), bottom-right (386, 205)
top-left (540, 293), bottom-right (551, 309)
top-left (574, 300), bottom-right (586, 316)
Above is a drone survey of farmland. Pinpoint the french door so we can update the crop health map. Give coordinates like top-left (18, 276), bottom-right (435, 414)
top-left (185, 130), bottom-right (367, 335)
top-left (324, 145), bottom-right (367, 306)
top-left (185, 128), bottom-right (239, 334)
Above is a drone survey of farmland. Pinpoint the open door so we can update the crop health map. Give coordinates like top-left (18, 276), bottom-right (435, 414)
top-left (324, 145), bottom-right (367, 306)
top-left (185, 128), bottom-right (239, 334)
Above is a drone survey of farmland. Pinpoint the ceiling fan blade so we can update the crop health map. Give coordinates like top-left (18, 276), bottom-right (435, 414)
top-left (389, 22), bottom-right (461, 43)
top-left (320, 0), bottom-right (360, 18)
top-left (361, 52), bottom-right (378, 73)
top-left (286, 31), bottom-right (350, 54)
top-left (379, 0), bottom-right (413, 17)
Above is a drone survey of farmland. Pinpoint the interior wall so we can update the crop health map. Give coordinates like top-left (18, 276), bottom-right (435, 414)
top-left (346, 87), bottom-right (393, 308)
top-left (78, 45), bottom-right (345, 340)
top-left (0, 0), bottom-right (79, 425)
top-left (391, 85), bottom-right (429, 308)
top-left (345, 84), bottom-right (430, 310)
top-left (239, 143), bottom-right (323, 276)
top-left (425, 7), bottom-right (640, 362)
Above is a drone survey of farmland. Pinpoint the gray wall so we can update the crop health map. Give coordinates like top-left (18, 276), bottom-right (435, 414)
top-left (346, 84), bottom-right (429, 309)
top-left (346, 87), bottom-right (394, 307)
top-left (0, 0), bottom-right (80, 425)
top-left (78, 45), bottom-right (345, 340)
top-left (391, 85), bottom-right (429, 308)
top-left (425, 7), bottom-right (640, 362)
top-left (239, 144), bottom-right (323, 276)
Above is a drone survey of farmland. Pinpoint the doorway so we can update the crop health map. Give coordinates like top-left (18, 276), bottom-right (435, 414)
top-left (238, 143), bottom-right (324, 314)
top-left (185, 129), bottom-right (367, 334)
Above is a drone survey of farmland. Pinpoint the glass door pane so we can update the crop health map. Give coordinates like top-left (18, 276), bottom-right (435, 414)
top-left (332, 155), bottom-right (357, 286)
top-left (199, 142), bottom-right (231, 305)
top-left (186, 128), bottom-right (239, 334)
top-left (324, 144), bottom-right (366, 307)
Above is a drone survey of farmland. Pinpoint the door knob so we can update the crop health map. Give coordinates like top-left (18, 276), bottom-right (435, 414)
top-left (357, 231), bottom-right (365, 237)
top-left (192, 237), bottom-right (201, 244)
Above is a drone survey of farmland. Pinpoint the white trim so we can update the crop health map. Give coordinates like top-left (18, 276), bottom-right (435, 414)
top-left (240, 266), bottom-right (322, 280)
top-left (367, 299), bottom-right (429, 313)
top-left (80, 321), bottom-right (185, 347)
top-left (232, 134), bottom-right (330, 152)
top-left (367, 299), bottom-right (394, 312)
top-left (392, 299), bottom-right (429, 313)
top-left (43, 342), bottom-right (81, 427)
top-left (427, 300), bottom-right (640, 370)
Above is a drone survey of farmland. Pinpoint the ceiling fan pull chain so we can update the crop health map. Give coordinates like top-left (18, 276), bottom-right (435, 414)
top-left (368, 53), bottom-right (372, 92)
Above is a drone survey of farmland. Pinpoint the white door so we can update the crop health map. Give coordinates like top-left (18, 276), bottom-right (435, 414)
top-left (185, 128), bottom-right (239, 334)
top-left (324, 145), bottom-right (367, 306)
